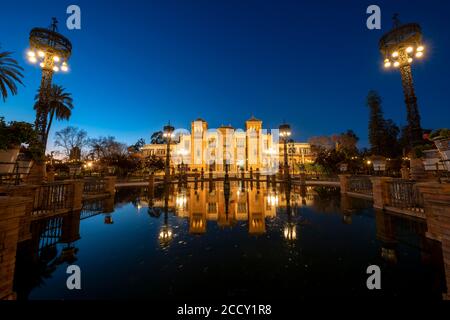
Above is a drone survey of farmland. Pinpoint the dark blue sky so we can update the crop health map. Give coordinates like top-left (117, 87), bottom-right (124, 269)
top-left (1, 0), bottom-right (450, 149)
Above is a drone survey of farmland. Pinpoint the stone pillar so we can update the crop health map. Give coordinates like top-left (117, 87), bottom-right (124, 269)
top-left (60, 210), bottom-right (81, 244)
top-left (0, 196), bottom-right (32, 300)
top-left (416, 182), bottom-right (450, 299)
top-left (69, 180), bottom-right (84, 211)
top-left (25, 162), bottom-right (46, 185)
top-left (338, 174), bottom-right (351, 194)
top-left (104, 176), bottom-right (116, 196)
top-left (370, 177), bottom-right (393, 209)
top-left (46, 166), bottom-right (55, 183)
top-left (375, 209), bottom-right (397, 264)
top-left (416, 182), bottom-right (450, 241)
top-left (401, 165), bottom-right (410, 180)
top-left (410, 158), bottom-right (428, 181)
top-left (0, 185), bottom-right (38, 242)
top-left (103, 196), bottom-right (115, 213)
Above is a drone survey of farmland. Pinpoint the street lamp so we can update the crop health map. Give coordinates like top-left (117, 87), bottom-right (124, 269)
top-left (27, 18), bottom-right (72, 148)
top-left (379, 14), bottom-right (425, 147)
top-left (163, 123), bottom-right (175, 182)
top-left (279, 123), bottom-right (292, 181)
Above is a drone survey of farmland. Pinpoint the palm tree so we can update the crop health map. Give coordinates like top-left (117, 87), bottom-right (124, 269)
top-left (150, 131), bottom-right (165, 144)
top-left (0, 49), bottom-right (24, 101)
top-left (34, 84), bottom-right (74, 146)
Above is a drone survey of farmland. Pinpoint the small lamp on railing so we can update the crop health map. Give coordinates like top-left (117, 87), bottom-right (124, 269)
top-left (339, 162), bottom-right (348, 173)
top-left (366, 159), bottom-right (372, 175)
top-left (370, 156), bottom-right (387, 175)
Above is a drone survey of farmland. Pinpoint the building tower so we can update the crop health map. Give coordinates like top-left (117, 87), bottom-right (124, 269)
top-left (245, 116), bottom-right (263, 171)
top-left (191, 119), bottom-right (208, 171)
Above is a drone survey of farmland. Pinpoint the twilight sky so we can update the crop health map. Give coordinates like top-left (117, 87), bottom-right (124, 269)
top-left (1, 0), bottom-right (450, 150)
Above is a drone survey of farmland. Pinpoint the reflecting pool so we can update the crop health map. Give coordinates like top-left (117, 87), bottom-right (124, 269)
top-left (13, 181), bottom-right (446, 300)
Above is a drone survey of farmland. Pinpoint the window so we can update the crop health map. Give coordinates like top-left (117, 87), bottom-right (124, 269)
top-left (208, 203), bottom-right (217, 213)
top-left (237, 203), bottom-right (247, 213)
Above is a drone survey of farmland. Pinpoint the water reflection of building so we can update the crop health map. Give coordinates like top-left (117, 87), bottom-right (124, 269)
top-left (144, 182), bottom-right (314, 235)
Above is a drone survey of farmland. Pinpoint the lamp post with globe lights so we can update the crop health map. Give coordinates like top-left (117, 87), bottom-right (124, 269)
top-left (163, 123), bottom-right (175, 183)
top-left (379, 15), bottom-right (426, 147)
top-left (27, 18), bottom-right (72, 148)
top-left (279, 123), bottom-right (292, 182)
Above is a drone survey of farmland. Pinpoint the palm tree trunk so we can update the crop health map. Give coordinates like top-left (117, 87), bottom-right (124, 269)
top-left (44, 109), bottom-right (55, 149)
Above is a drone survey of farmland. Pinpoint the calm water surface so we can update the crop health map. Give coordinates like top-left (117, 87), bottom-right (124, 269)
top-left (14, 181), bottom-right (446, 300)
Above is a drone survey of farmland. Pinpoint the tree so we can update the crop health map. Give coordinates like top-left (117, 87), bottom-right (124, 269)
top-left (314, 149), bottom-right (346, 174)
top-left (382, 119), bottom-right (401, 158)
top-left (0, 49), bottom-right (24, 102)
top-left (333, 130), bottom-right (359, 157)
top-left (54, 126), bottom-right (88, 158)
top-left (144, 155), bottom-right (165, 174)
top-left (308, 136), bottom-right (334, 155)
top-left (88, 136), bottom-right (128, 162)
top-left (34, 85), bottom-right (74, 146)
top-left (150, 131), bottom-right (165, 144)
top-left (366, 90), bottom-right (401, 158)
top-left (367, 91), bottom-right (385, 155)
top-left (129, 138), bottom-right (146, 152)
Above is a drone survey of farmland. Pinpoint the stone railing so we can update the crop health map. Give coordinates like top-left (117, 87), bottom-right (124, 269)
top-left (386, 179), bottom-right (424, 213)
top-left (83, 178), bottom-right (106, 194)
top-left (32, 182), bottom-right (74, 216)
top-left (347, 175), bottom-right (373, 195)
top-left (83, 176), bottom-right (116, 197)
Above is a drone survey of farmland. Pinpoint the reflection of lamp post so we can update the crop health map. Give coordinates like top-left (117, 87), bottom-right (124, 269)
top-left (159, 183), bottom-right (173, 247)
top-left (159, 223), bottom-right (173, 245)
top-left (27, 18), bottom-right (72, 149)
top-left (175, 190), bottom-right (187, 211)
top-left (279, 124), bottom-right (292, 181)
top-left (163, 123), bottom-right (175, 183)
top-left (283, 183), bottom-right (296, 242)
top-left (267, 191), bottom-right (279, 207)
top-left (379, 14), bottom-right (426, 147)
top-left (283, 223), bottom-right (297, 241)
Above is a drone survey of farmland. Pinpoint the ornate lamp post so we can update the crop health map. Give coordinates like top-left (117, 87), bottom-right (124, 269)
top-left (379, 15), bottom-right (426, 147)
top-left (279, 123), bottom-right (292, 181)
top-left (27, 18), bottom-right (72, 148)
top-left (163, 123), bottom-right (175, 183)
